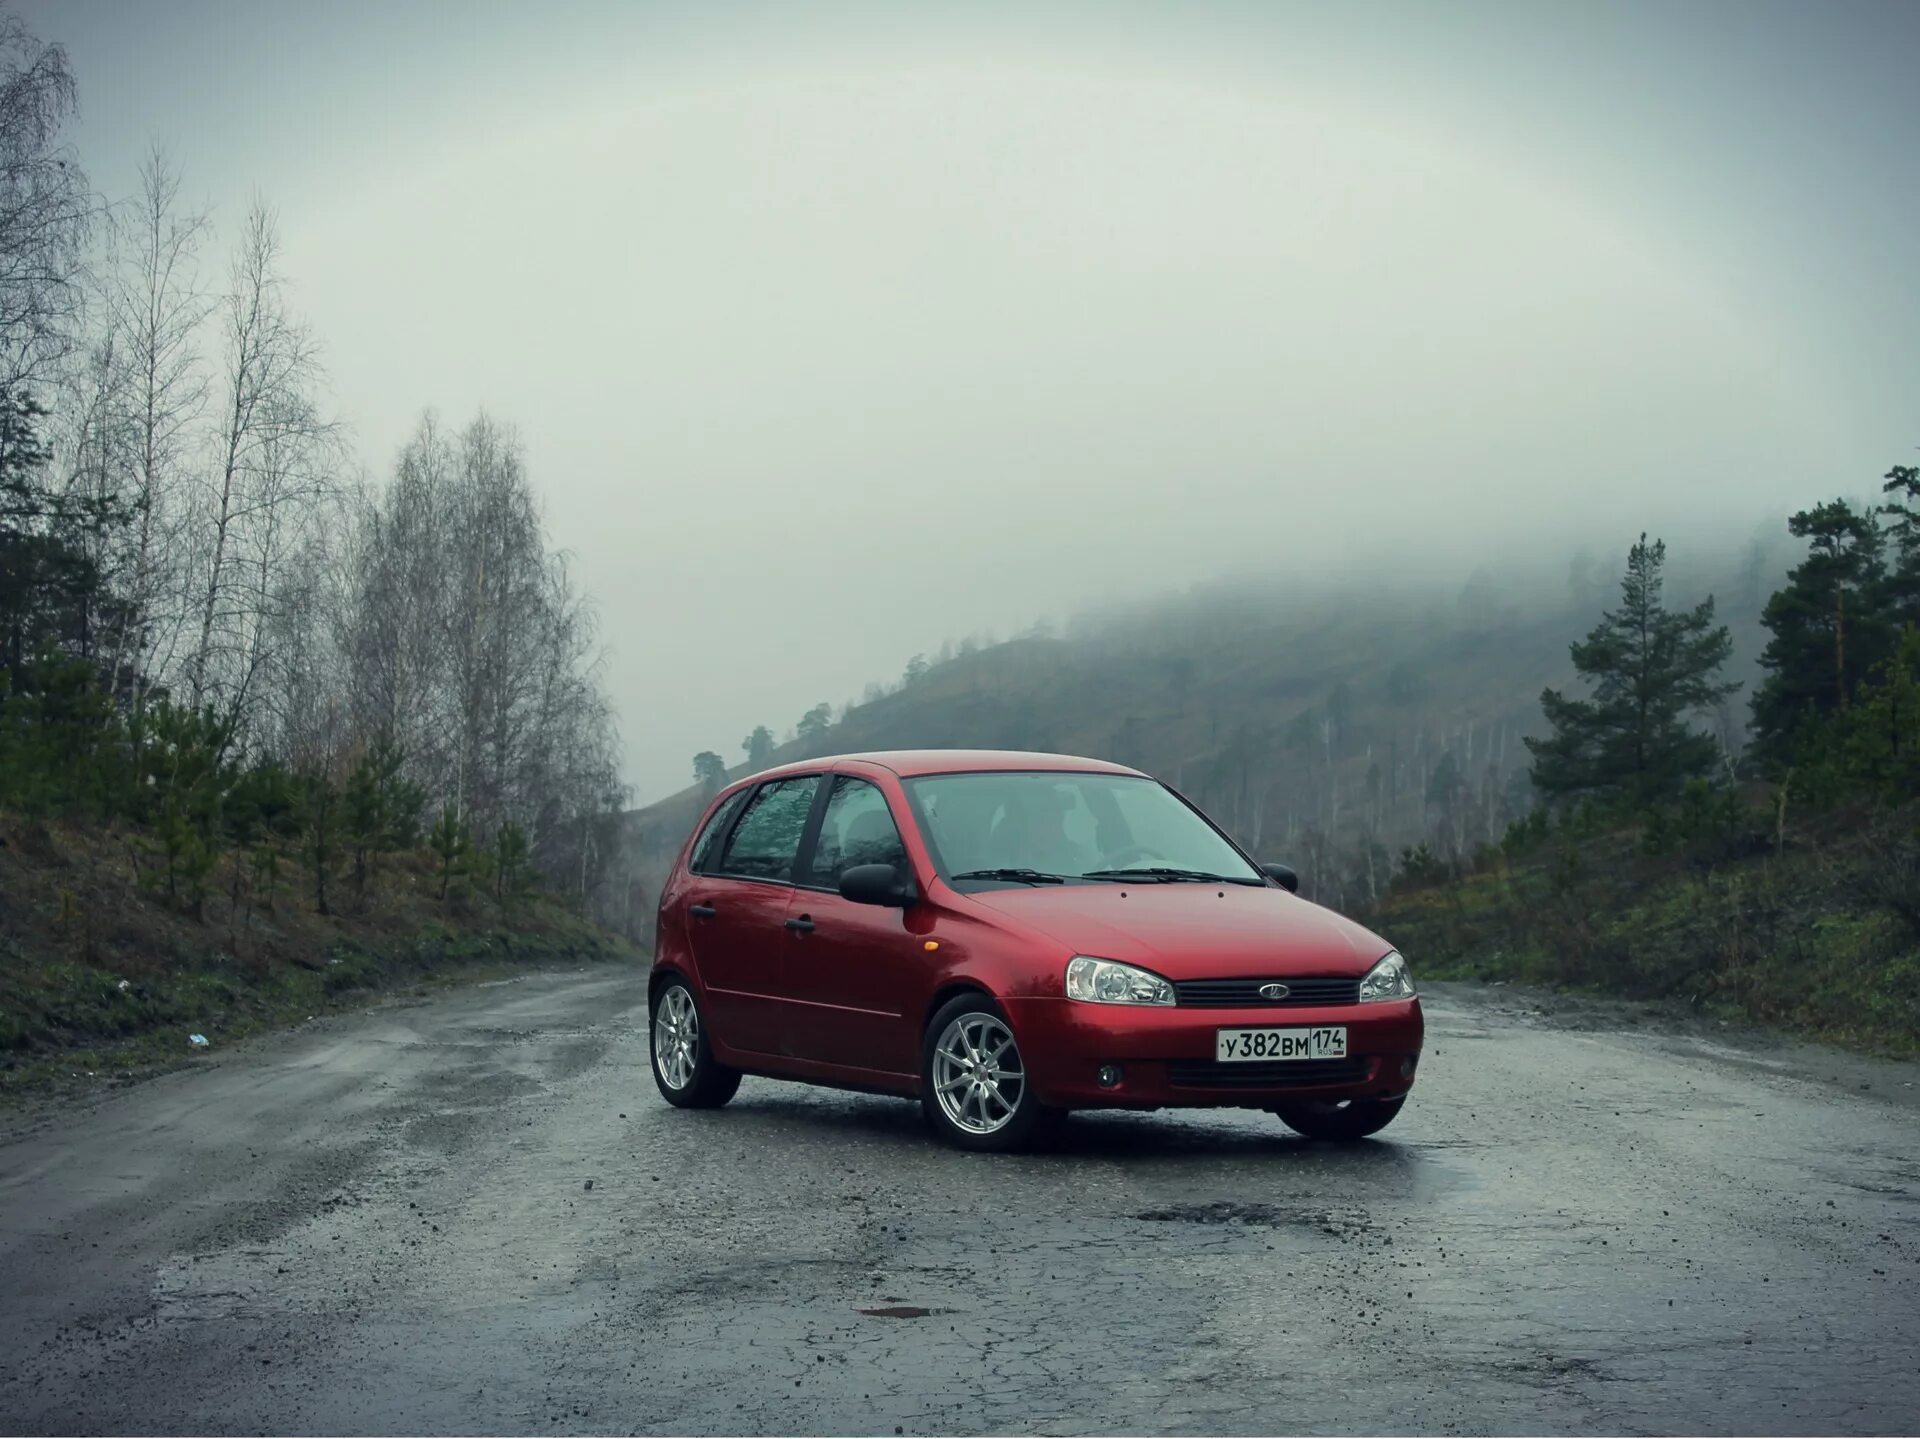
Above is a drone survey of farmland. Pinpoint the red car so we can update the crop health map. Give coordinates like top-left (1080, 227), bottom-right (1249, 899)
top-left (650, 751), bottom-right (1422, 1151)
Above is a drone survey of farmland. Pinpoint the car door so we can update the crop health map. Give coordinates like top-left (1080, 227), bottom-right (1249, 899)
top-left (776, 773), bottom-right (922, 1077)
top-left (687, 773), bottom-right (824, 1058)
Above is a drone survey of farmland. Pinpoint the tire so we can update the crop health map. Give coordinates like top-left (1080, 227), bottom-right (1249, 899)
top-left (1275, 1094), bottom-right (1405, 1141)
top-left (920, 994), bottom-right (1061, 1153)
top-left (650, 977), bottom-right (741, 1109)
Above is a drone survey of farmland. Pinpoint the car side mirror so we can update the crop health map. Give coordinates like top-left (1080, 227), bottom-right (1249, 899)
top-left (839, 862), bottom-right (913, 907)
top-left (1259, 862), bottom-right (1299, 893)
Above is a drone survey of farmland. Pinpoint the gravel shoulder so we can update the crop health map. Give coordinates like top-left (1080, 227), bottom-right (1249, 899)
top-left (1435, 979), bottom-right (1920, 1115)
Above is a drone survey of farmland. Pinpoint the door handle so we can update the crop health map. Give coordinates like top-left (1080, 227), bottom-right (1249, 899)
top-left (785, 915), bottom-right (815, 933)
top-left (689, 903), bottom-right (717, 918)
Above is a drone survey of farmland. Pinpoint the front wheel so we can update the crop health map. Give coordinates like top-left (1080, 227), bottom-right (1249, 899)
top-left (920, 995), bottom-right (1061, 1152)
top-left (1275, 1094), bottom-right (1405, 1141)
top-left (651, 978), bottom-right (741, 1109)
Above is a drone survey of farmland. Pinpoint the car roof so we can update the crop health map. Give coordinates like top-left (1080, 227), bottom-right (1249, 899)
top-left (746, 749), bottom-right (1148, 782)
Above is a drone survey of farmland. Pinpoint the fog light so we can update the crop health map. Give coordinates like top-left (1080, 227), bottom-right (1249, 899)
top-left (1400, 1056), bottom-right (1417, 1079)
top-left (1096, 1063), bottom-right (1123, 1088)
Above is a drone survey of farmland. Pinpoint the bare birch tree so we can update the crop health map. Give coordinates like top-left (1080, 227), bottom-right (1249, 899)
top-left (100, 146), bottom-right (209, 698)
top-left (333, 408), bottom-right (630, 917)
top-left (185, 201), bottom-right (328, 720)
top-left (0, 16), bottom-right (90, 392)
top-left (342, 413), bottom-right (452, 766)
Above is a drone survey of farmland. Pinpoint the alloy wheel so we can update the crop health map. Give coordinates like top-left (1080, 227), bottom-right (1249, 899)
top-left (653, 985), bottom-right (699, 1091)
top-left (931, 1011), bottom-right (1025, 1134)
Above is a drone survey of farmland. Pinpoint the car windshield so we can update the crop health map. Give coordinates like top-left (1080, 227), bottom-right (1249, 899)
top-left (904, 771), bottom-right (1264, 886)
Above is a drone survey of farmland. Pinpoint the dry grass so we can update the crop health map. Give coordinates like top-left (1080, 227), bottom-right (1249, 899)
top-left (0, 809), bottom-right (638, 1099)
top-left (1363, 804), bottom-right (1920, 1056)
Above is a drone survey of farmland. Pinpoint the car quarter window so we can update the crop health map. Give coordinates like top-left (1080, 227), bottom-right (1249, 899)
top-left (802, 776), bottom-right (908, 888)
top-left (688, 788), bottom-right (749, 874)
top-left (718, 775), bottom-right (822, 882)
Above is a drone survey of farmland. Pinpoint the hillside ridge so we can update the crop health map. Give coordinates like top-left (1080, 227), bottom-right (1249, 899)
top-left (628, 544), bottom-right (1778, 906)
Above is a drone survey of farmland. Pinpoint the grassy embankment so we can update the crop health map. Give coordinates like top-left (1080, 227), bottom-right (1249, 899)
top-left (1364, 799), bottom-right (1920, 1056)
top-left (0, 809), bottom-right (639, 1099)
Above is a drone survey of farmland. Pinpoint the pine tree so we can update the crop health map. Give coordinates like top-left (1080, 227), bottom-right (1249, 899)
top-left (1, 389), bottom-right (134, 683)
top-left (691, 750), bottom-right (728, 794)
top-left (1526, 535), bottom-right (1737, 805)
top-left (1835, 629), bottom-right (1920, 802)
top-left (1750, 499), bottom-right (1893, 766)
top-left (344, 736), bottom-right (425, 904)
top-left (741, 725), bottom-right (775, 771)
top-left (794, 702), bottom-right (834, 755)
top-left (493, 820), bottom-right (530, 904)
top-left (0, 655), bottom-right (124, 817)
top-left (1881, 463), bottom-right (1920, 630)
top-left (300, 767), bottom-right (343, 915)
top-left (139, 702), bottom-right (233, 916)
top-left (428, 805), bottom-right (469, 902)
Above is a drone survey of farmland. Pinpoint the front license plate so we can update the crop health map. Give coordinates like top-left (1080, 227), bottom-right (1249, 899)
top-left (1215, 1026), bottom-right (1347, 1062)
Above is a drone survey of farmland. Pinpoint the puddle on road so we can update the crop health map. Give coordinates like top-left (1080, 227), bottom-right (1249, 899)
top-left (856, 1305), bottom-right (945, 1319)
top-left (1133, 1201), bottom-right (1373, 1235)
top-left (1842, 1179), bottom-right (1919, 1201)
top-left (1674, 1038), bottom-right (1792, 1070)
top-left (153, 1254), bottom-right (271, 1321)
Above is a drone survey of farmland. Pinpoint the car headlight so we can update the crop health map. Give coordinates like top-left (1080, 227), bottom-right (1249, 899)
top-left (1065, 956), bottom-right (1175, 1006)
top-left (1359, 951), bottom-right (1415, 1003)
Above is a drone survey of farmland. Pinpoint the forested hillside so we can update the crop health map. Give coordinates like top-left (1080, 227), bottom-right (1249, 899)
top-left (1372, 494), bottom-right (1920, 1052)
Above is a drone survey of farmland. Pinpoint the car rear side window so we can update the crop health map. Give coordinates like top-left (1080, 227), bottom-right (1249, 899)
top-left (719, 776), bottom-right (822, 882)
top-left (688, 789), bottom-right (749, 874)
top-left (802, 777), bottom-right (908, 888)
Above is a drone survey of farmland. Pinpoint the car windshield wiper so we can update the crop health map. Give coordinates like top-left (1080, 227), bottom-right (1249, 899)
top-left (1079, 867), bottom-right (1264, 885)
top-left (950, 867), bottom-right (1067, 885)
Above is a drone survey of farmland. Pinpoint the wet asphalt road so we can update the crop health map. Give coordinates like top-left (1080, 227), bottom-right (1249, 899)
top-left (1, 970), bottom-right (1917, 1436)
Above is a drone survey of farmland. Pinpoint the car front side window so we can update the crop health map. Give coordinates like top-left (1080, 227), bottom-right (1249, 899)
top-left (802, 776), bottom-right (908, 888)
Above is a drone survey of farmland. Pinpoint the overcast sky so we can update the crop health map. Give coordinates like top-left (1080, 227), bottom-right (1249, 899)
top-left (20, 0), bottom-right (1920, 802)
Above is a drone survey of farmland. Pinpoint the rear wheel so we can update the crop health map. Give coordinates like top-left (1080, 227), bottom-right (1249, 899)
top-left (650, 979), bottom-right (741, 1109)
top-left (1275, 1094), bottom-right (1405, 1141)
top-left (920, 995), bottom-right (1060, 1152)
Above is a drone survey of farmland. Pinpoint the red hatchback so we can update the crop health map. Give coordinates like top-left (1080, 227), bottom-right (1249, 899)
top-left (650, 751), bottom-right (1422, 1151)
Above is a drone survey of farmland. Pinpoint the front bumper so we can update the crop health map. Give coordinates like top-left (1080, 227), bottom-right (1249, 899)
top-left (1003, 995), bottom-right (1424, 1109)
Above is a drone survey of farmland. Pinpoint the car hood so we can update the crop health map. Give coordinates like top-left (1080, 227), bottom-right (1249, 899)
top-left (958, 882), bottom-right (1393, 979)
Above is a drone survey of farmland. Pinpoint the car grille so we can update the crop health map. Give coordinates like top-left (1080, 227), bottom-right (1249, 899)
top-left (1172, 977), bottom-right (1361, 1007)
top-left (1167, 1056), bottom-right (1371, 1089)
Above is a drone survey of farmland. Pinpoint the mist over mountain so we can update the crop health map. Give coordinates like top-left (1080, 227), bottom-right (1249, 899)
top-left (627, 516), bottom-right (1796, 907)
